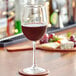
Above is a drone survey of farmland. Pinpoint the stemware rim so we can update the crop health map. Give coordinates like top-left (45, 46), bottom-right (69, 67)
top-left (24, 4), bottom-right (44, 8)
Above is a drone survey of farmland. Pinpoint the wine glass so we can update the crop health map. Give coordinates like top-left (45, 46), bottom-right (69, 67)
top-left (19, 4), bottom-right (48, 75)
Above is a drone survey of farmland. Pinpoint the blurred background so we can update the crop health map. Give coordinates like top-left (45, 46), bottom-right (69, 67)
top-left (0, 0), bottom-right (76, 39)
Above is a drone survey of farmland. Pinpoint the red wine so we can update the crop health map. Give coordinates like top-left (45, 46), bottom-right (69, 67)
top-left (22, 23), bottom-right (46, 41)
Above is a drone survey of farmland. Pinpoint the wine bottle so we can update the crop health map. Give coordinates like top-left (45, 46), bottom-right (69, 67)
top-left (49, 0), bottom-right (59, 27)
top-left (72, 0), bottom-right (76, 23)
top-left (15, 20), bottom-right (22, 34)
top-left (14, 0), bottom-right (22, 34)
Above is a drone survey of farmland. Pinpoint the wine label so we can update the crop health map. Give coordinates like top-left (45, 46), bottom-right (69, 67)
top-left (0, 18), bottom-right (7, 28)
top-left (50, 12), bottom-right (58, 25)
top-left (0, 18), bottom-right (7, 38)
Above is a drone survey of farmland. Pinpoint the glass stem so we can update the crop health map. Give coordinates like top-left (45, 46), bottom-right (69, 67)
top-left (32, 41), bottom-right (37, 68)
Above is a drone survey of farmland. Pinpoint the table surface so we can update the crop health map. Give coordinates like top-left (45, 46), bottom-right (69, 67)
top-left (0, 41), bottom-right (76, 76)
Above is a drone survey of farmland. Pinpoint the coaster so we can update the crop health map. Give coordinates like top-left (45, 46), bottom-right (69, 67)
top-left (19, 69), bottom-right (49, 76)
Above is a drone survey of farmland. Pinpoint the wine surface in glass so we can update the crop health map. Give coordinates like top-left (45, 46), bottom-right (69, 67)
top-left (22, 23), bottom-right (46, 41)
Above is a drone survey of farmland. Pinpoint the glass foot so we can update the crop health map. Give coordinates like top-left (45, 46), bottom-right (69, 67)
top-left (19, 66), bottom-right (49, 76)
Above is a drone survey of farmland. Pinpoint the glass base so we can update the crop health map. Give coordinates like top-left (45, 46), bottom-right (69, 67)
top-left (19, 66), bottom-right (49, 76)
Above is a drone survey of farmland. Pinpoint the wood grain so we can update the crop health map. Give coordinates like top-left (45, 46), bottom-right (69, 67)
top-left (0, 48), bottom-right (76, 76)
top-left (0, 25), bottom-right (76, 76)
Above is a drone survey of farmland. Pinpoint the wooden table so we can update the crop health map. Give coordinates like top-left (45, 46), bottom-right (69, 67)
top-left (0, 40), bottom-right (76, 76)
